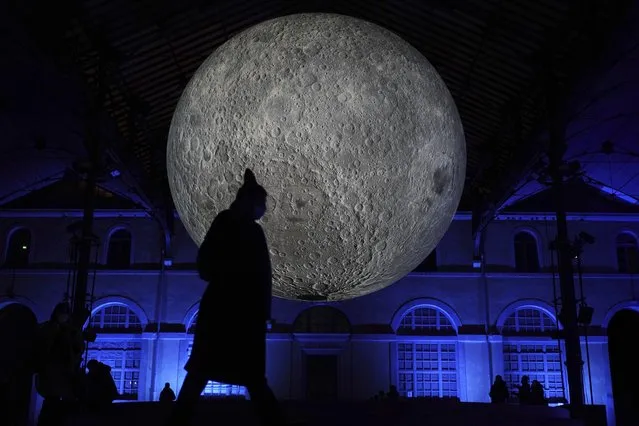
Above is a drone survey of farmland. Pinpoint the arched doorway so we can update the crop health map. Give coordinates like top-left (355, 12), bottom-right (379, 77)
top-left (608, 309), bottom-right (639, 426)
top-left (0, 302), bottom-right (38, 426)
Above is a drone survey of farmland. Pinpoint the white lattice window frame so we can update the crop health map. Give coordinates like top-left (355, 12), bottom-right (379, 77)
top-left (502, 338), bottom-right (567, 403)
top-left (397, 340), bottom-right (459, 399)
top-left (89, 304), bottom-right (142, 330)
top-left (186, 341), bottom-right (247, 398)
top-left (397, 307), bottom-right (455, 333)
top-left (502, 308), bottom-right (556, 333)
top-left (86, 340), bottom-right (142, 399)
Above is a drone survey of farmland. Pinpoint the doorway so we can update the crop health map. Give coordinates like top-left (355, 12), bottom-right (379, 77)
top-left (608, 309), bottom-right (639, 426)
top-left (0, 303), bottom-right (38, 426)
top-left (305, 354), bottom-right (338, 400)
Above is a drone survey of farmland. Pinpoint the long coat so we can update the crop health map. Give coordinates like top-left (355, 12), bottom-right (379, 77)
top-left (186, 208), bottom-right (272, 386)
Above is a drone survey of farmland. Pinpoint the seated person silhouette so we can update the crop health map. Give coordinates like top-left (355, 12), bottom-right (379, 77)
top-left (514, 376), bottom-right (531, 405)
top-left (489, 375), bottom-right (509, 403)
top-left (34, 302), bottom-right (85, 426)
top-left (387, 385), bottom-right (399, 401)
top-left (160, 383), bottom-right (176, 403)
top-left (530, 380), bottom-right (547, 406)
top-left (85, 359), bottom-right (118, 410)
top-left (167, 169), bottom-right (296, 426)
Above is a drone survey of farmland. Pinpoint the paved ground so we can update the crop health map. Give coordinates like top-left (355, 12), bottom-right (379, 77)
top-left (64, 400), bottom-right (589, 426)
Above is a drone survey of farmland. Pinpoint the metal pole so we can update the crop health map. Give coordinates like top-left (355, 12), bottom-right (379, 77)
top-left (546, 72), bottom-right (585, 420)
top-left (577, 253), bottom-right (595, 406)
top-left (72, 115), bottom-right (99, 327)
top-left (550, 243), bottom-right (568, 402)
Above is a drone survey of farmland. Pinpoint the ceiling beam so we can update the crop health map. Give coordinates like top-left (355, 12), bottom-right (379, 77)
top-left (11, 0), bottom-right (168, 228)
top-left (471, 0), bottom-right (634, 237)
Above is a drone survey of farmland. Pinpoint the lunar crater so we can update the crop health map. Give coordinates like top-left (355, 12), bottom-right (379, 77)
top-left (168, 13), bottom-right (466, 301)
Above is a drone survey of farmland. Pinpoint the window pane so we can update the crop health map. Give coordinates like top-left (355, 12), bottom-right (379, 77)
top-left (87, 341), bottom-right (141, 400)
top-left (616, 233), bottom-right (639, 273)
top-left (88, 304), bottom-right (143, 332)
top-left (397, 342), bottom-right (458, 398)
top-left (187, 342), bottom-right (247, 398)
top-left (5, 228), bottom-right (32, 267)
top-left (503, 308), bottom-right (556, 334)
top-left (397, 307), bottom-right (455, 335)
top-left (514, 232), bottom-right (540, 272)
top-left (503, 342), bottom-right (565, 403)
top-left (107, 230), bottom-right (132, 269)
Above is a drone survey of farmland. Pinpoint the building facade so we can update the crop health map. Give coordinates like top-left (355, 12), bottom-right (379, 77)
top-left (1, 183), bottom-right (638, 426)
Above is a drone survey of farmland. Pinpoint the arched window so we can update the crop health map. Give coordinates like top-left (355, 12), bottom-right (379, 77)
top-left (502, 308), bottom-right (556, 335)
top-left (502, 307), bottom-right (565, 403)
top-left (187, 313), bottom-right (198, 334)
top-left (397, 306), bottom-right (456, 335)
top-left (616, 233), bottom-right (639, 274)
top-left (88, 304), bottom-right (143, 332)
top-left (514, 231), bottom-right (540, 272)
top-left (106, 229), bottom-right (132, 269)
top-left (185, 310), bottom-right (246, 398)
top-left (4, 228), bottom-right (32, 268)
top-left (293, 306), bottom-right (351, 333)
top-left (86, 303), bottom-right (143, 400)
top-left (396, 306), bottom-right (458, 399)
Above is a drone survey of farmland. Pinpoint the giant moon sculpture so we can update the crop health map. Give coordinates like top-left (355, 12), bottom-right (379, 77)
top-left (167, 13), bottom-right (466, 301)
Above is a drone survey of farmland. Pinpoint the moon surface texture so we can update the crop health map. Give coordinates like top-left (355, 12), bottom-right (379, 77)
top-left (167, 13), bottom-right (466, 301)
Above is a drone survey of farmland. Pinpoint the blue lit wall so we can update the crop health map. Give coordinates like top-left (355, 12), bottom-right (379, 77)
top-left (1, 208), bottom-right (638, 426)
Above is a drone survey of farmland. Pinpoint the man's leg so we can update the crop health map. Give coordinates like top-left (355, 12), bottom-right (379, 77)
top-left (246, 378), bottom-right (285, 426)
top-left (167, 373), bottom-right (208, 426)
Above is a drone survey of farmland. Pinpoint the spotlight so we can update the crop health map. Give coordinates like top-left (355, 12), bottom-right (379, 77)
top-left (472, 256), bottom-right (482, 269)
top-left (110, 169), bottom-right (121, 178)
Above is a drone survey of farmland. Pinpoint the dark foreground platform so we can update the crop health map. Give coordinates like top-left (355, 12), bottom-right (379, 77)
top-left (64, 399), bottom-right (591, 426)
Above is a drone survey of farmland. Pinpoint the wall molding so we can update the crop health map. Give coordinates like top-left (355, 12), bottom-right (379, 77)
top-left (3, 209), bottom-right (639, 223)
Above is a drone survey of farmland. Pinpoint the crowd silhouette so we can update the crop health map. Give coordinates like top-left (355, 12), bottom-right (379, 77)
top-left (491, 375), bottom-right (549, 406)
top-left (26, 302), bottom-right (121, 426)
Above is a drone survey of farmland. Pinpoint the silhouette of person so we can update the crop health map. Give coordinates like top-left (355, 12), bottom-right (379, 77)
top-left (160, 382), bottom-right (176, 403)
top-left (514, 375), bottom-right (531, 405)
top-left (489, 375), bottom-right (509, 403)
top-left (34, 302), bottom-right (85, 426)
top-left (85, 359), bottom-right (118, 411)
top-left (387, 385), bottom-right (399, 401)
top-left (167, 169), bottom-right (286, 426)
top-left (530, 380), bottom-right (546, 406)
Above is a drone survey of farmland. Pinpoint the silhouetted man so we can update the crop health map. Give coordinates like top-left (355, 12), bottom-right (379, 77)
top-left (168, 169), bottom-right (285, 426)
top-left (387, 385), bottom-right (399, 401)
top-left (160, 382), bottom-right (176, 403)
top-left (514, 376), bottom-right (531, 405)
top-left (530, 380), bottom-right (546, 406)
top-left (489, 375), bottom-right (509, 403)
top-left (85, 359), bottom-right (118, 411)
top-left (34, 303), bottom-right (85, 426)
